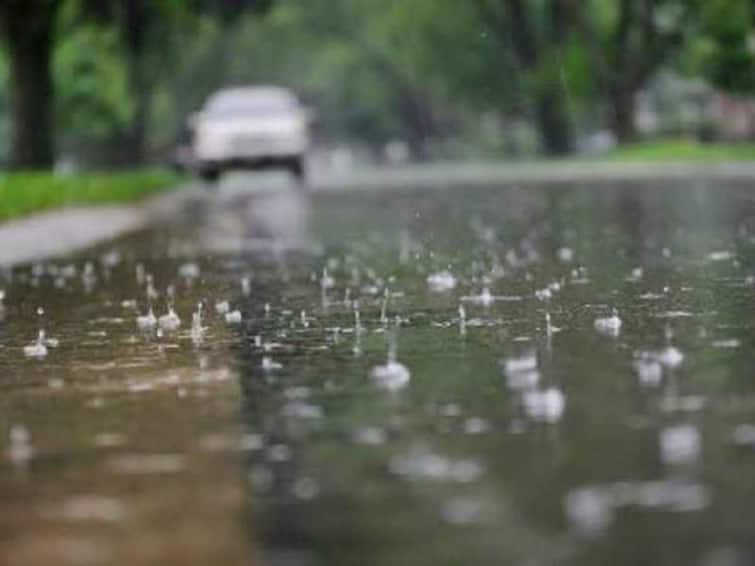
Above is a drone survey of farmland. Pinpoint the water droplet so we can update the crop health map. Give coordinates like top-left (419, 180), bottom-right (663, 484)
top-left (136, 307), bottom-right (157, 330)
top-left (633, 354), bottom-right (663, 387)
top-left (23, 330), bottom-right (48, 359)
top-left (564, 487), bottom-right (613, 537)
top-left (441, 496), bottom-right (485, 525)
top-left (7, 424), bottom-right (33, 465)
top-left (353, 426), bottom-right (387, 445)
top-left (261, 356), bottom-right (282, 371)
top-left (657, 346), bottom-right (684, 369)
top-left (225, 310), bottom-right (242, 324)
top-left (594, 308), bottom-right (622, 336)
top-left (292, 476), bottom-right (320, 500)
top-left (178, 262), bottom-right (200, 279)
top-left (557, 247), bottom-right (574, 263)
top-left (158, 307), bottom-right (181, 331)
top-left (427, 270), bottom-right (457, 292)
top-left (660, 424), bottom-right (701, 465)
top-left (522, 387), bottom-right (565, 423)
top-left (463, 417), bottom-right (490, 435)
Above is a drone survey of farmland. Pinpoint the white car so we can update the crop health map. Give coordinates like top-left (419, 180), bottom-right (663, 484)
top-left (188, 86), bottom-right (311, 182)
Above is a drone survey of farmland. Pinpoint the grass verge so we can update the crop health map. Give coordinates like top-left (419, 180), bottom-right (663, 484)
top-left (605, 140), bottom-right (755, 162)
top-left (0, 169), bottom-right (184, 221)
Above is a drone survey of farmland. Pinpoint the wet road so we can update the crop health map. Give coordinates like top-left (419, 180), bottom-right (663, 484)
top-left (5, 173), bottom-right (755, 565)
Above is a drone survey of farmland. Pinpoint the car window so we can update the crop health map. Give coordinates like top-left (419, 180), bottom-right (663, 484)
top-left (205, 91), bottom-right (297, 116)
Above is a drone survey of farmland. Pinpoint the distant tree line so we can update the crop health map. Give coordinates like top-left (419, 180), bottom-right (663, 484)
top-left (0, 0), bottom-right (753, 169)
top-left (0, 0), bottom-right (271, 169)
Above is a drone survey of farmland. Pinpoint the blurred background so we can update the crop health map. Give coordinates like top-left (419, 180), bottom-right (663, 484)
top-left (1, 0), bottom-right (755, 173)
top-left (6, 4), bottom-right (755, 565)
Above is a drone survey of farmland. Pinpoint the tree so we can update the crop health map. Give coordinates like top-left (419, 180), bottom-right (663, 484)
top-left (474, 0), bottom-right (578, 156)
top-left (275, 0), bottom-right (445, 159)
top-left (695, 0), bottom-right (755, 94)
top-left (578, 0), bottom-right (696, 143)
top-left (0, 0), bottom-right (273, 169)
top-left (81, 0), bottom-right (273, 164)
top-left (0, 0), bottom-right (62, 169)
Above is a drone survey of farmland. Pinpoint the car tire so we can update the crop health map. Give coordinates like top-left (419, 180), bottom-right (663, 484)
top-left (199, 167), bottom-right (221, 184)
top-left (287, 157), bottom-right (305, 183)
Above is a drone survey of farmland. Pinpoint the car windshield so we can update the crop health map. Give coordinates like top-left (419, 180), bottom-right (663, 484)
top-left (204, 91), bottom-right (296, 116)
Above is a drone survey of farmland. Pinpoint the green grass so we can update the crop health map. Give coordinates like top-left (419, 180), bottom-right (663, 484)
top-left (605, 140), bottom-right (755, 162)
top-left (0, 169), bottom-right (184, 221)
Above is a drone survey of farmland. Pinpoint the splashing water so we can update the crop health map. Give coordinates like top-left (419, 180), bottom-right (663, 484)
top-left (136, 307), bottom-right (157, 330)
top-left (379, 289), bottom-right (390, 325)
top-left (321, 268), bottom-right (335, 291)
top-left (657, 345), bottom-right (684, 369)
top-left (145, 274), bottom-right (158, 301)
top-left (7, 424), bottom-right (33, 466)
top-left (522, 387), bottom-right (566, 423)
top-left (545, 312), bottom-right (561, 337)
top-left (178, 262), bottom-right (200, 280)
top-left (370, 328), bottom-right (410, 391)
top-left (427, 270), bottom-right (457, 293)
top-left (225, 310), bottom-right (243, 324)
top-left (353, 301), bottom-right (362, 333)
top-left (370, 358), bottom-right (411, 391)
top-left (462, 287), bottom-right (494, 307)
top-left (261, 356), bottom-right (282, 371)
top-left (535, 287), bottom-right (552, 301)
top-left (191, 302), bottom-right (206, 344)
top-left (158, 306), bottom-right (181, 331)
top-left (594, 308), bottom-right (622, 336)
top-left (633, 354), bottom-right (663, 387)
top-left (657, 326), bottom-right (684, 369)
top-left (502, 351), bottom-right (540, 390)
top-left (557, 247), bottom-right (574, 263)
top-left (23, 330), bottom-right (48, 359)
top-left (25, 306), bottom-right (55, 357)
top-left (660, 424), bottom-right (701, 466)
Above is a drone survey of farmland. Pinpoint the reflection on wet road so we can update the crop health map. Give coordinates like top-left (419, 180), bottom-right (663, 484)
top-left (5, 175), bottom-right (755, 564)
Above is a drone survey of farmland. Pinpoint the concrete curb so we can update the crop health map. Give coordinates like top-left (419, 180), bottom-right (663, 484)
top-left (0, 184), bottom-right (203, 268)
top-left (3, 160), bottom-right (755, 267)
top-left (310, 161), bottom-right (755, 192)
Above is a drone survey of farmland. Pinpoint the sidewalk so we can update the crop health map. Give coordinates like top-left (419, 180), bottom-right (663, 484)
top-left (311, 160), bottom-right (755, 192)
top-left (4, 160), bottom-right (755, 267)
top-left (0, 184), bottom-right (202, 267)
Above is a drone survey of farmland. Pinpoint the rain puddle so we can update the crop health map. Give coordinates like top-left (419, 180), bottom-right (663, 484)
top-left (4, 179), bottom-right (755, 565)
top-left (233, 180), bottom-right (755, 565)
top-left (0, 211), bottom-right (253, 565)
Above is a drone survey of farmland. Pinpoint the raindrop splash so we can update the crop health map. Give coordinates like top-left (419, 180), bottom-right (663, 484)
top-left (594, 308), bottom-right (622, 336)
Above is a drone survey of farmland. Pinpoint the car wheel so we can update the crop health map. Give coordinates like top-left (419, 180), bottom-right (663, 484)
top-left (199, 167), bottom-right (221, 184)
top-left (287, 157), bottom-right (305, 182)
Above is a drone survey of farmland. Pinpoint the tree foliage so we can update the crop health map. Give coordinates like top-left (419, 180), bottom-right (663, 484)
top-left (696, 0), bottom-right (755, 93)
top-left (2, 0), bottom-right (755, 167)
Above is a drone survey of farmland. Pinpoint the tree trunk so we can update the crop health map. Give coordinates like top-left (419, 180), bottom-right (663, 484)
top-left (536, 86), bottom-right (574, 156)
top-left (397, 87), bottom-right (434, 161)
top-left (501, 0), bottom-right (575, 156)
top-left (610, 85), bottom-right (638, 144)
top-left (122, 0), bottom-right (149, 165)
top-left (4, 2), bottom-right (57, 169)
top-left (121, 76), bottom-right (150, 165)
